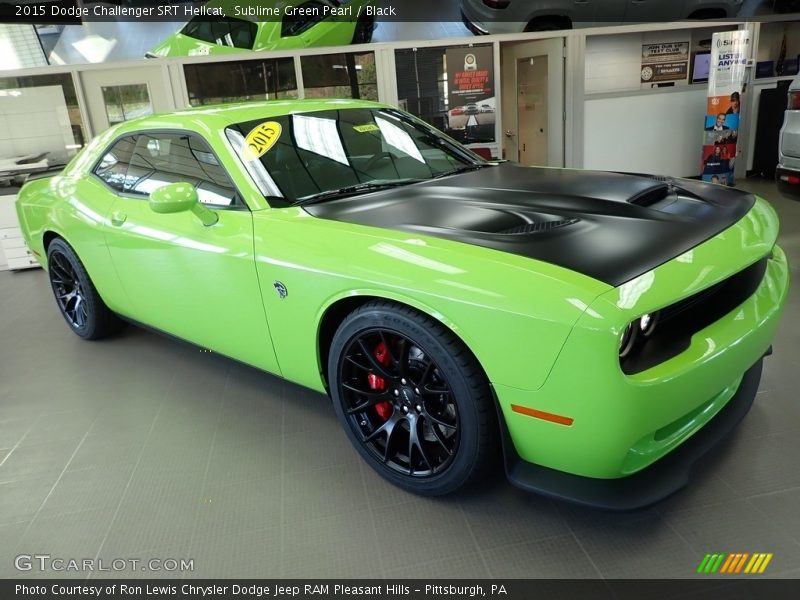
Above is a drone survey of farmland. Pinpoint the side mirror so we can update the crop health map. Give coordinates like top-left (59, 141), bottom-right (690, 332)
top-left (149, 182), bottom-right (218, 226)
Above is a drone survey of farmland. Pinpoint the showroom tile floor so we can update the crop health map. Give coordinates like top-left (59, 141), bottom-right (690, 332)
top-left (0, 178), bottom-right (798, 580)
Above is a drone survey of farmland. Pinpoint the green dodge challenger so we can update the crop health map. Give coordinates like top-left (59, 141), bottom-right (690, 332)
top-left (16, 100), bottom-right (789, 508)
top-left (146, 0), bottom-right (377, 58)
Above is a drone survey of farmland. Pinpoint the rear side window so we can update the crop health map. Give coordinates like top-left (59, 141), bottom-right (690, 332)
top-left (181, 17), bottom-right (257, 50)
top-left (125, 133), bottom-right (239, 208)
top-left (93, 135), bottom-right (137, 192)
top-left (282, 1), bottom-right (326, 37)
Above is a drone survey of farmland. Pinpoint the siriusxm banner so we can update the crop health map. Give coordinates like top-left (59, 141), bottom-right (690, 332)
top-left (701, 30), bottom-right (751, 187)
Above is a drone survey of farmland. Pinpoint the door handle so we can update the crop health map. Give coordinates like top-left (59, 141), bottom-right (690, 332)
top-left (110, 211), bottom-right (127, 227)
top-left (504, 130), bottom-right (516, 138)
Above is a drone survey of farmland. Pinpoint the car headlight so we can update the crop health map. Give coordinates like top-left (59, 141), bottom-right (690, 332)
top-left (619, 323), bottom-right (637, 358)
top-left (639, 312), bottom-right (659, 336)
top-left (620, 311), bottom-right (660, 359)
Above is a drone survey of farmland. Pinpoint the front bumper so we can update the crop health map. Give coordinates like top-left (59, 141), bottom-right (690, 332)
top-left (776, 165), bottom-right (800, 200)
top-left (501, 358), bottom-right (763, 510)
top-left (495, 225), bottom-right (789, 508)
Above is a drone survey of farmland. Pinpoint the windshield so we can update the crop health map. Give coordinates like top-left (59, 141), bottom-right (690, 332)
top-left (181, 17), bottom-right (257, 50)
top-left (225, 107), bottom-right (486, 205)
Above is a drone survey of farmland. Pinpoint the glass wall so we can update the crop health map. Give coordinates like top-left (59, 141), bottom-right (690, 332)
top-left (184, 57), bottom-right (298, 106)
top-left (102, 84), bottom-right (153, 125)
top-left (300, 52), bottom-right (377, 100)
top-left (0, 73), bottom-right (86, 173)
top-left (395, 44), bottom-right (496, 145)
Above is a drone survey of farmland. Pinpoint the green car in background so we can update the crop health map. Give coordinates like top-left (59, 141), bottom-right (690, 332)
top-left (16, 100), bottom-right (789, 508)
top-left (146, 0), bottom-right (377, 58)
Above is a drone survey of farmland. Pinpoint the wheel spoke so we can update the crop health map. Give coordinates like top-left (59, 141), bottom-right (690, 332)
top-left (356, 338), bottom-right (395, 380)
top-left (382, 417), bottom-right (401, 464)
top-left (425, 416), bottom-right (454, 455)
top-left (423, 409), bottom-right (457, 430)
top-left (418, 359), bottom-right (435, 387)
top-left (344, 386), bottom-right (392, 414)
top-left (409, 417), bottom-right (433, 473)
top-left (423, 382), bottom-right (450, 395)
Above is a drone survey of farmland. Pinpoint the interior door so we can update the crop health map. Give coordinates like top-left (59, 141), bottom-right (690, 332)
top-left (516, 57), bottom-right (549, 166)
top-left (79, 66), bottom-right (175, 136)
top-left (100, 131), bottom-right (280, 375)
top-left (501, 38), bottom-right (564, 167)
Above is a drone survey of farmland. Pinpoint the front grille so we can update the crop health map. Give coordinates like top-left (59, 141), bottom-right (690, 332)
top-left (621, 256), bottom-right (769, 375)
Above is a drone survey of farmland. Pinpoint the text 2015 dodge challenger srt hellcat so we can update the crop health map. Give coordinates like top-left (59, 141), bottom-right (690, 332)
top-left (16, 100), bottom-right (789, 509)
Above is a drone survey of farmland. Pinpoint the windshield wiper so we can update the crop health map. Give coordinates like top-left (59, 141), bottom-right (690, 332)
top-left (294, 178), bottom-right (425, 205)
top-left (433, 164), bottom-right (489, 179)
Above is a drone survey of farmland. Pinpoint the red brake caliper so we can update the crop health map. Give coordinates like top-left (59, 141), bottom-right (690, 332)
top-left (368, 341), bottom-right (393, 421)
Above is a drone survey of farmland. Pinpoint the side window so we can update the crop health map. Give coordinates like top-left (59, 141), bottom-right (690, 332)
top-left (93, 136), bottom-right (137, 192)
top-left (281, 1), bottom-right (327, 37)
top-left (125, 132), bottom-right (240, 208)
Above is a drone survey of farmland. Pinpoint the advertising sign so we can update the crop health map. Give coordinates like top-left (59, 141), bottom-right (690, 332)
top-left (445, 45), bottom-right (495, 143)
top-left (700, 31), bottom-right (751, 186)
top-left (641, 42), bottom-right (689, 87)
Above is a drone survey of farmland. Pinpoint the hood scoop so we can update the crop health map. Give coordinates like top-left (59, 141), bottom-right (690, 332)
top-left (628, 182), bottom-right (672, 207)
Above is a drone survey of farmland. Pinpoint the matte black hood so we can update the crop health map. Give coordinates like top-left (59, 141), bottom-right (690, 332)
top-left (304, 164), bottom-right (755, 286)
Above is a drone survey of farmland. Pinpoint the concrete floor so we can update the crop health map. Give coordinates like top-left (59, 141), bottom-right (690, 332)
top-left (0, 177), bottom-right (799, 580)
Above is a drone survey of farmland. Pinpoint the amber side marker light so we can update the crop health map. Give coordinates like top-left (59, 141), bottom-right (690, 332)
top-left (511, 404), bottom-right (574, 426)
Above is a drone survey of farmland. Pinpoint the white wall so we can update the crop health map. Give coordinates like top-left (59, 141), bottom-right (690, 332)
top-left (584, 26), bottom-right (735, 94)
top-left (583, 86), bottom-right (708, 177)
top-left (0, 85), bottom-right (74, 165)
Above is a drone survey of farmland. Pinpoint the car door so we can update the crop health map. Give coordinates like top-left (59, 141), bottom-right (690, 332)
top-left (100, 130), bottom-right (280, 375)
top-left (280, 0), bottom-right (354, 48)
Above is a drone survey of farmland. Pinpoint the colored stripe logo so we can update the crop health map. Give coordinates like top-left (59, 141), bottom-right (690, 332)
top-left (697, 553), bottom-right (773, 574)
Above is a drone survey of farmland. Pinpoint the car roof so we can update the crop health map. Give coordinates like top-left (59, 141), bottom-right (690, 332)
top-left (109, 99), bottom-right (389, 135)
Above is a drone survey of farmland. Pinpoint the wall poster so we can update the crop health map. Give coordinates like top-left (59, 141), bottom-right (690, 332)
top-left (641, 42), bottom-right (690, 88)
top-left (445, 45), bottom-right (495, 144)
top-left (701, 31), bottom-right (751, 186)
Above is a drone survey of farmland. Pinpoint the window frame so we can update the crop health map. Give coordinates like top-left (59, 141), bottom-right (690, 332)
top-left (90, 129), bottom-right (249, 212)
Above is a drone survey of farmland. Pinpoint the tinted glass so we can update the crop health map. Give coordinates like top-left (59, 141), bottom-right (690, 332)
top-left (125, 133), bottom-right (238, 207)
top-left (184, 57), bottom-right (298, 106)
top-left (227, 108), bottom-right (480, 203)
top-left (281, 1), bottom-right (325, 37)
top-left (93, 135), bottom-right (137, 192)
top-left (181, 17), bottom-right (257, 50)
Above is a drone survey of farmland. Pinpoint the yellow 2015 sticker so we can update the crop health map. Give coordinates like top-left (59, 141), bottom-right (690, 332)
top-left (353, 123), bottom-right (380, 133)
top-left (242, 121), bottom-right (282, 161)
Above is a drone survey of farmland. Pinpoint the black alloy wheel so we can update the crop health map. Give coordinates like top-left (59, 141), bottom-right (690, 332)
top-left (46, 238), bottom-right (121, 340)
top-left (49, 250), bottom-right (88, 330)
top-left (329, 301), bottom-right (497, 495)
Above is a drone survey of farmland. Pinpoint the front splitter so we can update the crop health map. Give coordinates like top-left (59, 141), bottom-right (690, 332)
top-left (501, 358), bottom-right (764, 511)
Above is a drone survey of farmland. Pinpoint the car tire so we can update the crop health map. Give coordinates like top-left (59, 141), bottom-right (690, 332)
top-left (328, 300), bottom-right (498, 496)
top-left (351, 14), bottom-right (375, 44)
top-left (46, 238), bottom-right (122, 340)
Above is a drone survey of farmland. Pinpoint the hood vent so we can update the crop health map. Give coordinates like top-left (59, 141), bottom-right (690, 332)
top-left (629, 183), bottom-right (671, 207)
top-left (499, 218), bottom-right (580, 235)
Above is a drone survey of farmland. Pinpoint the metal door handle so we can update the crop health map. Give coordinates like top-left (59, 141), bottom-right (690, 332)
top-left (111, 211), bottom-right (127, 227)
top-left (504, 130), bottom-right (515, 138)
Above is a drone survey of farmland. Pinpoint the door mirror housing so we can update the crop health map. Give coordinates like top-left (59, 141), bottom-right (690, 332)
top-left (149, 182), bottom-right (218, 226)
